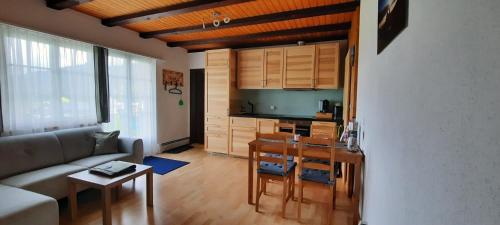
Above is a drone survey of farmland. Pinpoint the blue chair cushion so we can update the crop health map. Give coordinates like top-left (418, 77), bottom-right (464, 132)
top-left (265, 153), bottom-right (294, 162)
top-left (258, 161), bottom-right (297, 176)
top-left (300, 169), bottom-right (335, 185)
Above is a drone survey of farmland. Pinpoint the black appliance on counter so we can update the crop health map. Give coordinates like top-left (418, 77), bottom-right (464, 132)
top-left (279, 119), bottom-right (311, 136)
top-left (333, 103), bottom-right (343, 121)
top-left (319, 99), bottom-right (329, 113)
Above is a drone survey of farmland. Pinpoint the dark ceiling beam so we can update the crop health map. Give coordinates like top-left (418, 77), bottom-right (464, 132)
top-left (140, 1), bottom-right (360, 39)
top-left (102, 0), bottom-right (254, 27)
top-left (167, 23), bottom-right (351, 47)
top-left (46, 0), bottom-right (92, 10)
top-left (186, 35), bottom-right (348, 53)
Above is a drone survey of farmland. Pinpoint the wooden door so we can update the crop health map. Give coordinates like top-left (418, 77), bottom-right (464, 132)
top-left (263, 48), bottom-right (283, 89)
top-left (229, 117), bottom-right (256, 157)
top-left (205, 67), bottom-right (229, 116)
top-left (256, 119), bottom-right (279, 134)
top-left (237, 49), bottom-right (264, 89)
top-left (315, 43), bottom-right (340, 89)
top-left (190, 69), bottom-right (205, 144)
top-left (283, 45), bottom-right (316, 88)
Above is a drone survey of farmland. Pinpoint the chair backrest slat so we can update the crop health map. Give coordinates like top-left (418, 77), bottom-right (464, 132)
top-left (256, 133), bottom-right (289, 174)
top-left (303, 162), bottom-right (330, 171)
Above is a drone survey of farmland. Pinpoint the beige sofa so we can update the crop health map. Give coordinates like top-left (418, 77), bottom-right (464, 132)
top-left (0, 126), bottom-right (143, 225)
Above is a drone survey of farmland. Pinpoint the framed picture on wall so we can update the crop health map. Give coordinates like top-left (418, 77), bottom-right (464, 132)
top-left (377, 0), bottom-right (409, 54)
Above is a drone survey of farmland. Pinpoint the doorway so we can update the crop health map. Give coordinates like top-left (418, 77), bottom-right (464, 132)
top-left (190, 69), bottom-right (205, 144)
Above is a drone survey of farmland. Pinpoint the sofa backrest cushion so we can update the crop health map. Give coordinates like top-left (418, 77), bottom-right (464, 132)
top-left (53, 126), bottom-right (102, 162)
top-left (0, 132), bottom-right (65, 179)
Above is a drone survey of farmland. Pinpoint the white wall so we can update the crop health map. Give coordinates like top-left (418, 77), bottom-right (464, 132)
top-left (0, 0), bottom-right (190, 146)
top-left (188, 52), bottom-right (205, 69)
top-left (357, 0), bottom-right (500, 225)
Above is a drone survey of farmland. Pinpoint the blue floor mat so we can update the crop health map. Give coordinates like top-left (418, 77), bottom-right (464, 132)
top-left (143, 156), bottom-right (189, 175)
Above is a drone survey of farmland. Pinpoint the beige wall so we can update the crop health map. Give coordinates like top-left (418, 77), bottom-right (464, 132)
top-left (0, 0), bottom-right (190, 146)
top-left (357, 0), bottom-right (500, 224)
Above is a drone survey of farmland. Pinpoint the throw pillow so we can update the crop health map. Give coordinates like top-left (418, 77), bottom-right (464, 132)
top-left (92, 131), bottom-right (120, 155)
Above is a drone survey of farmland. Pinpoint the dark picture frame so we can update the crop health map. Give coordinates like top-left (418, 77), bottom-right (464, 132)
top-left (377, 0), bottom-right (409, 54)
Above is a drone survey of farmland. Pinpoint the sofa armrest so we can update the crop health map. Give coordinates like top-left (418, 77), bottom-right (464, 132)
top-left (118, 138), bottom-right (144, 164)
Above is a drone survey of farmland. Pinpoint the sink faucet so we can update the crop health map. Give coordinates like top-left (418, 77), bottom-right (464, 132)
top-left (247, 101), bottom-right (254, 114)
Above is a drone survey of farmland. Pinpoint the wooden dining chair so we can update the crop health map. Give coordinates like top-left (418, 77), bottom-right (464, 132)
top-left (310, 123), bottom-right (342, 179)
top-left (297, 136), bottom-right (336, 225)
top-left (274, 122), bottom-right (296, 136)
top-left (255, 133), bottom-right (296, 218)
top-left (310, 124), bottom-right (336, 139)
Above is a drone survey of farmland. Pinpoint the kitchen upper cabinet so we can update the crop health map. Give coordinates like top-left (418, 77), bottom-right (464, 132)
top-left (263, 48), bottom-right (283, 89)
top-left (229, 117), bottom-right (257, 157)
top-left (206, 49), bottom-right (230, 68)
top-left (237, 49), bottom-right (264, 89)
top-left (283, 45), bottom-right (316, 89)
top-left (257, 119), bottom-right (279, 134)
top-left (315, 43), bottom-right (340, 89)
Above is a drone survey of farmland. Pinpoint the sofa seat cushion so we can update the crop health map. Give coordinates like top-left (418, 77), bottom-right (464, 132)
top-left (0, 164), bottom-right (86, 200)
top-left (69, 153), bottom-right (133, 168)
top-left (0, 184), bottom-right (58, 225)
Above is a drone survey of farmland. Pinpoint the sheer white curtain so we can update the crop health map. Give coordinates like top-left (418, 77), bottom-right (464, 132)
top-left (103, 49), bottom-right (158, 156)
top-left (0, 23), bottom-right (97, 135)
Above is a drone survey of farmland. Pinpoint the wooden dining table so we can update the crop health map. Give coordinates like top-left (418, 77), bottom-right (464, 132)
top-left (248, 139), bottom-right (364, 225)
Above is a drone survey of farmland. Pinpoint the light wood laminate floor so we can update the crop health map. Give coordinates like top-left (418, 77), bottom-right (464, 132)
top-left (60, 144), bottom-right (355, 225)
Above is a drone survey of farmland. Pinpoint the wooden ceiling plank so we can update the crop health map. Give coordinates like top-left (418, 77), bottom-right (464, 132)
top-left (102, 0), bottom-right (254, 27)
top-left (139, 1), bottom-right (359, 39)
top-left (46, 0), bottom-right (92, 10)
top-left (167, 22), bottom-right (350, 47)
top-left (186, 34), bottom-right (348, 52)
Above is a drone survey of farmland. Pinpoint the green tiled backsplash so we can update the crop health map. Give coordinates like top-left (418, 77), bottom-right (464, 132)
top-left (239, 89), bottom-right (343, 116)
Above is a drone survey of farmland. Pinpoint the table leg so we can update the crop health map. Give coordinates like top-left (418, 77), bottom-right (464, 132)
top-left (248, 144), bottom-right (255, 205)
top-left (68, 181), bottom-right (77, 220)
top-left (147, 170), bottom-right (153, 207)
top-left (348, 163), bottom-right (355, 198)
top-left (352, 162), bottom-right (362, 225)
top-left (102, 187), bottom-right (112, 225)
top-left (114, 184), bottom-right (122, 200)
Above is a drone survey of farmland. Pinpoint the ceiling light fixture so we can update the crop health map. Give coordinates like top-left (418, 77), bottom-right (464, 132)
top-left (202, 11), bottom-right (231, 29)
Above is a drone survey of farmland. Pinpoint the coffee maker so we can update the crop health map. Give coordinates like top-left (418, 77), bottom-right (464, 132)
top-left (319, 100), bottom-right (329, 113)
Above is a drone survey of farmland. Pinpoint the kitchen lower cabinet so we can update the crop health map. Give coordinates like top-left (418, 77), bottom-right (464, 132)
top-left (229, 117), bottom-right (257, 157)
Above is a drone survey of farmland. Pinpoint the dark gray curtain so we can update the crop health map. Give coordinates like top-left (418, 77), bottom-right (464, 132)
top-left (93, 46), bottom-right (110, 123)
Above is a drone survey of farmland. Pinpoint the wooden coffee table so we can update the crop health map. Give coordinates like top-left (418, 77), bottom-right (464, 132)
top-left (67, 163), bottom-right (153, 225)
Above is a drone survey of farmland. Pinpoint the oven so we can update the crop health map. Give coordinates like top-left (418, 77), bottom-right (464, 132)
top-left (279, 119), bottom-right (311, 137)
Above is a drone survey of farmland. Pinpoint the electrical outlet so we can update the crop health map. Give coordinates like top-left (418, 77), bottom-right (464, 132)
top-left (270, 105), bottom-right (276, 111)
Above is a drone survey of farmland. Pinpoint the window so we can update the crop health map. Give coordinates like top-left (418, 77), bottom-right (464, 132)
top-left (0, 23), bottom-right (97, 135)
top-left (103, 49), bottom-right (158, 155)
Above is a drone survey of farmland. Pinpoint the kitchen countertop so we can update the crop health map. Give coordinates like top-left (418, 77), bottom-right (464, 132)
top-left (230, 113), bottom-right (342, 123)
